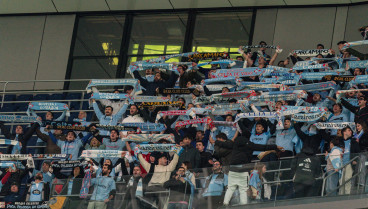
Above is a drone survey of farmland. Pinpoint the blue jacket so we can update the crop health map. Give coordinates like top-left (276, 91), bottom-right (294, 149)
top-left (92, 102), bottom-right (127, 136)
top-left (49, 132), bottom-right (92, 160)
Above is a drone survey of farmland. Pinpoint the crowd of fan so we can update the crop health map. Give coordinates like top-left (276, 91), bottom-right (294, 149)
top-left (0, 26), bottom-right (367, 209)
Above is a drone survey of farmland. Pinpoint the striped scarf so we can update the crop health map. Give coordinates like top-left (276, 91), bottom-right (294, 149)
top-left (122, 134), bottom-right (175, 143)
top-left (175, 117), bottom-right (214, 130)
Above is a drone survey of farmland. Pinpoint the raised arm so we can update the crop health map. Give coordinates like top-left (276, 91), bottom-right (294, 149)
top-left (92, 100), bottom-right (104, 120)
top-left (133, 71), bottom-right (149, 88)
top-left (54, 110), bottom-right (66, 121)
top-left (0, 121), bottom-right (12, 139)
top-left (340, 98), bottom-right (358, 114)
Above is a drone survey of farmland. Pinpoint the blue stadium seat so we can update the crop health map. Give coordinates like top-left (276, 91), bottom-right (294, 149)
top-left (0, 103), bottom-right (16, 112)
top-left (49, 93), bottom-right (64, 101)
top-left (33, 94), bottom-right (49, 101)
top-left (84, 93), bottom-right (92, 99)
top-left (69, 101), bottom-right (81, 110)
top-left (15, 103), bottom-right (29, 111)
top-left (17, 94), bottom-right (33, 101)
top-left (82, 101), bottom-right (90, 110)
top-left (66, 93), bottom-right (82, 100)
top-left (86, 112), bottom-right (93, 121)
top-left (4, 94), bottom-right (16, 101)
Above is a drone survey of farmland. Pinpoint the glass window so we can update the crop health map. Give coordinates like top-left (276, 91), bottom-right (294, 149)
top-left (73, 16), bottom-right (125, 56)
top-left (192, 12), bottom-right (253, 52)
top-left (69, 58), bottom-right (118, 90)
top-left (128, 13), bottom-right (188, 56)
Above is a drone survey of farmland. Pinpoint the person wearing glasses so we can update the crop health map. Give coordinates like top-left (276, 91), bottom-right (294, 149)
top-left (201, 161), bottom-right (228, 209)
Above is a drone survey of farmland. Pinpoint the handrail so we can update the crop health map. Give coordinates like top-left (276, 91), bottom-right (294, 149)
top-left (321, 155), bottom-right (360, 196)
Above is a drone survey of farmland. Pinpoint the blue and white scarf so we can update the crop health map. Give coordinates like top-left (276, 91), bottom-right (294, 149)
top-left (314, 122), bottom-right (355, 129)
top-left (121, 123), bottom-right (166, 132)
top-left (211, 67), bottom-right (264, 78)
top-left (122, 134), bottom-right (175, 143)
top-left (204, 77), bottom-right (238, 85)
top-left (0, 115), bottom-right (38, 123)
top-left (86, 79), bottom-right (141, 94)
top-left (134, 144), bottom-right (182, 155)
top-left (80, 150), bottom-right (126, 158)
top-left (349, 75), bottom-right (368, 85)
top-left (291, 112), bottom-right (328, 122)
top-left (27, 102), bottom-right (69, 117)
top-left (292, 63), bottom-right (329, 71)
top-left (287, 81), bottom-right (336, 91)
top-left (90, 93), bottom-right (133, 104)
top-left (132, 96), bottom-right (170, 103)
top-left (300, 72), bottom-right (338, 80)
top-left (198, 59), bottom-right (235, 67)
top-left (341, 40), bottom-right (368, 50)
top-left (347, 60), bottom-right (368, 69)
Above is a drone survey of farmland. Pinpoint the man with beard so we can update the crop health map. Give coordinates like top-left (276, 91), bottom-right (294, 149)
top-left (24, 172), bottom-right (50, 201)
top-left (88, 165), bottom-right (116, 209)
top-left (201, 161), bottom-right (228, 208)
top-left (95, 129), bottom-right (125, 165)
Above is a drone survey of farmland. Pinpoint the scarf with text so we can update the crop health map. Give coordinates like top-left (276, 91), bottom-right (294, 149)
top-left (121, 134), bottom-right (175, 143)
top-left (347, 60), bottom-right (368, 69)
top-left (314, 122), bottom-right (356, 129)
top-left (341, 40), bottom-right (368, 50)
top-left (0, 115), bottom-right (38, 123)
top-left (27, 102), bottom-right (69, 117)
top-left (175, 117), bottom-right (214, 130)
top-left (292, 49), bottom-right (330, 56)
top-left (86, 79), bottom-right (141, 94)
top-left (138, 101), bottom-right (184, 109)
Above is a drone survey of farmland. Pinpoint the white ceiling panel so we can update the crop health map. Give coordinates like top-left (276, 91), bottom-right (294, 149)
top-left (170, 0), bottom-right (231, 9)
top-left (0, 0), bottom-right (56, 14)
top-left (107, 0), bottom-right (172, 10)
top-left (229, 0), bottom-right (285, 7)
top-left (53, 0), bottom-right (109, 12)
top-left (284, 0), bottom-right (351, 5)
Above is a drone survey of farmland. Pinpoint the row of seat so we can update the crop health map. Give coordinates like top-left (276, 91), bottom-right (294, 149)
top-left (0, 93), bottom-right (91, 101)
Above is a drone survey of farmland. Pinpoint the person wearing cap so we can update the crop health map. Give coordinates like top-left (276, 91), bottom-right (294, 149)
top-left (24, 172), bottom-right (50, 202)
top-left (4, 182), bottom-right (23, 202)
top-left (340, 95), bottom-right (368, 122)
top-left (201, 161), bottom-right (228, 208)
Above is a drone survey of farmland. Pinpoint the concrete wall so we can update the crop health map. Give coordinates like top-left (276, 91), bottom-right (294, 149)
top-left (0, 15), bottom-right (75, 91)
top-left (252, 4), bottom-right (367, 64)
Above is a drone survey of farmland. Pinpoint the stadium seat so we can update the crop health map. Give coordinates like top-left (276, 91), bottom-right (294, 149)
top-left (0, 103), bottom-right (16, 112)
top-left (15, 103), bottom-right (29, 111)
top-left (33, 94), bottom-right (49, 101)
top-left (49, 93), bottom-right (64, 101)
top-left (66, 93), bottom-right (82, 100)
top-left (3, 94), bottom-right (16, 101)
top-left (16, 94), bottom-right (33, 101)
top-left (69, 101), bottom-right (81, 110)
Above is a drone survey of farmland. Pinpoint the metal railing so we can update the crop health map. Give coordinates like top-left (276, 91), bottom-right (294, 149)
top-left (321, 155), bottom-right (362, 197)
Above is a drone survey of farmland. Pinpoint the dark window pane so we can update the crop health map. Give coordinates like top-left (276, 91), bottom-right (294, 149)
top-left (192, 12), bottom-right (252, 52)
top-left (128, 14), bottom-right (187, 55)
top-left (74, 16), bottom-right (125, 56)
top-left (69, 58), bottom-right (118, 89)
